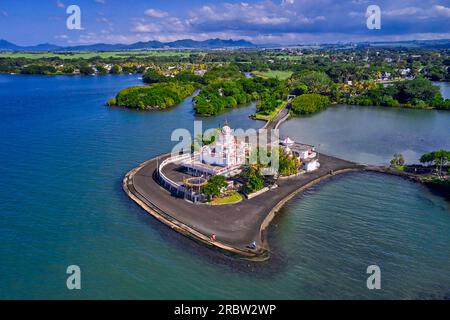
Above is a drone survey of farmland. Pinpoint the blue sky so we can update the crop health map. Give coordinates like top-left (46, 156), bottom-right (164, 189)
top-left (0, 0), bottom-right (449, 45)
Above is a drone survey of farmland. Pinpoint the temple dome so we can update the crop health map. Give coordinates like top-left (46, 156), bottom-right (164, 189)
top-left (221, 121), bottom-right (232, 135)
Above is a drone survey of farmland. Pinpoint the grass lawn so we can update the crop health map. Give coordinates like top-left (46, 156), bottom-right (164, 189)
top-left (252, 100), bottom-right (286, 121)
top-left (209, 191), bottom-right (243, 205)
top-left (252, 70), bottom-right (293, 80)
top-left (0, 51), bottom-right (194, 60)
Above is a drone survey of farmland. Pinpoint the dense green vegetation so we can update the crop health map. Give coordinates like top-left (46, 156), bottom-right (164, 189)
top-left (113, 82), bottom-right (195, 110)
top-left (2, 46), bottom-right (449, 114)
top-left (285, 71), bottom-right (450, 114)
top-left (420, 150), bottom-right (450, 176)
top-left (342, 77), bottom-right (450, 110)
top-left (203, 64), bottom-right (244, 83)
top-left (290, 93), bottom-right (330, 115)
top-left (289, 70), bottom-right (333, 95)
top-left (278, 147), bottom-right (300, 176)
top-left (142, 69), bottom-right (205, 85)
top-left (1, 46), bottom-right (449, 82)
top-left (390, 153), bottom-right (406, 166)
top-left (193, 77), bottom-right (286, 115)
top-left (20, 64), bottom-right (57, 75)
top-left (202, 175), bottom-right (227, 200)
top-left (242, 166), bottom-right (265, 194)
top-left (389, 153), bottom-right (406, 171)
top-left (253, 99), bottom-right (284, 121)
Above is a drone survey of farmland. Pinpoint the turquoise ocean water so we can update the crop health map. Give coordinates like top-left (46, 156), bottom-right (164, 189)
top-left (0, 75), bottom-right (449, 299)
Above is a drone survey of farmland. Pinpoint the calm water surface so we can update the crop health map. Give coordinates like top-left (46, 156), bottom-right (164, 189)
top-left (281, 84), bottom-right (450, 165)
top-left (0, 75), bottom-right (449, 299)
top-left (433, 81), bottom-right (450, 99)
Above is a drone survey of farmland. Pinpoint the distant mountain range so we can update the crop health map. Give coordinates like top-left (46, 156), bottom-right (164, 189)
top-left (0, 38), bottom-right (256, 52)
top-left (1, 38), bottom-right (449, 52)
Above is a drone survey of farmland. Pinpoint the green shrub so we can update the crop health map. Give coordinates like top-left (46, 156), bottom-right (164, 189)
top-left (115, 82), bottom-right (195, 110)
top-left (291, 93), bottom-right (330, 115)
top-left (242, 166), bottom-right (265, 194)
top-left (194, 77), bottom-right (285, 115)
top-left (106, 98), bottom-right (116, 106)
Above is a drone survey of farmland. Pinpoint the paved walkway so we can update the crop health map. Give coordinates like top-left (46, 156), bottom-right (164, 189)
top-left (263, 101), bottom-right (291, 130)
top-left (124, 98), bottom-right (366, 259)
top-left (125, 152), bottom-right (364, 259)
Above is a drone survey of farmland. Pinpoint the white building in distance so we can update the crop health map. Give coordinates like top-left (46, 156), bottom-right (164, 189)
top-left (281, 136), bottom-right (320, 172)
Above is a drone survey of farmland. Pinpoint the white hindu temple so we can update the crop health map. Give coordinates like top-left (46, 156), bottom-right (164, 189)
top-left (200, 121), bottom-right (248, 167)
top-left (180, 122), bottom-right (250, 178)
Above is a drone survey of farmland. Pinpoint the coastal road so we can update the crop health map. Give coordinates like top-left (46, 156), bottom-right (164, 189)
top-left (127, 153), bottom-right (363, 256)
top-left (125, 96), bottom-right (363, 259)
top-left (264, 101), bottom-right (291, 131)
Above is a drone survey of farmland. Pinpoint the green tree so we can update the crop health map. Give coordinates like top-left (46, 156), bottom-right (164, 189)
top-left (106, 98), bottom-right (116, 106)
top-left (79, 64), bottom-right (94, 75)
top-left (291, 93), bottom-right (330, 115)
top-left (291, 83), bottom-right (308, 96)
top-left (394, 77), bottom-right (440, 104)
top-left (390, 153), bottom-right (405, 167)
top-left (202, 175), bottom-right (227, 200)
top-left (109, 65), bottom-right (121, 74)
top-left (62, 65), bottom-right (75, 74)
top-left (194, 77), bottom-right (284, 116)
top-left (142, 69), bottom-right (166, 84)
top-left (242, 166), bottom-right (265, 194)
top-left (203, 64), bottom-right (244, 83)
top-left (96, 65), bottom-right (108, 75)
top-left (20, 64), bottom-right (57, 75)
top-left (420, 150), bottom-right (450, 176)
top-left (115, 82), bottom-right (195, 110)
top-left (279, 147), bottom-right (300, 176)
top-left (290, 71), bottom-right (333, 95)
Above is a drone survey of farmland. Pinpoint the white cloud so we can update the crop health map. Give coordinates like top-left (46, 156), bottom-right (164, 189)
top-left (188, 1), bottom-right (322, 29)
top-left (251, 16), bottom-right (290, 25)
top-left (385, 5), bottom-right (450, 19)
top-left (165, 17), bottom-right (187, 32)
top-left (384, 7), bottom-right (419, 16)
top-left (145, 8), bottom-right (169, 18)
top-left (95, 0), bottom-right (106, 4)
top-left (432, 5), bottom-right (450, 17)
top-left (132, 22), bottom-right (162, 33)
top-left (57, 0), bottom-right (450, 46)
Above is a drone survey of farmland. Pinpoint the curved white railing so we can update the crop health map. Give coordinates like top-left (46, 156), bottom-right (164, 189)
top-left (158, 153), bottom-right (191, 191)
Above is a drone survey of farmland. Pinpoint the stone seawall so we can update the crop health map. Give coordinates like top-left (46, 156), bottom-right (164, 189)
top-left (123, 158), bottom-right (269, 261)
top-left (124, 154), bottom-right (363, 260)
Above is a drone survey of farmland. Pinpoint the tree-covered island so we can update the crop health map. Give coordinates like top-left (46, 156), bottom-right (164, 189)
top-left (1, 45), bottom-right (449, 113)
top-left (108, 82), bottom-right (196, 110)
